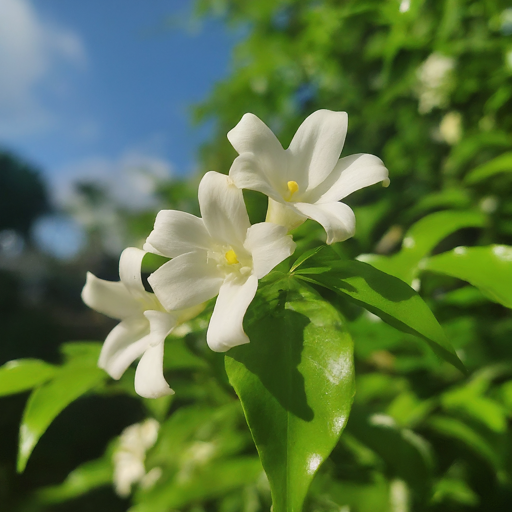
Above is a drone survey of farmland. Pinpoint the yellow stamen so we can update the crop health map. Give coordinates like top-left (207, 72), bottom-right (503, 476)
top-left (287, 180), bottom-right (299, 200)
top-left (225, 249), bottom-right (239, 265)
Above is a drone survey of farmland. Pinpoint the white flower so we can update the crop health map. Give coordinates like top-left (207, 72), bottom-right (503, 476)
top-left (81, 247), bottom-right (202, 398)
top-left (227, 109), bottom-right (389, 244)
top-left (113, 418), bottom-right (160, 497)
top-left (144, 171), bottom-right (296, 352)
top-left (416, 53), bottom-right (455, 114)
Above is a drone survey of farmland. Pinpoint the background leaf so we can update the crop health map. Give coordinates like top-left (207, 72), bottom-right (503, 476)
top-left (225, 277), bottom-right (355, 512)
top-left (465, 153), bottom-right (512, 184)
top-left (359, 210), bottom-right (486, 285)
top-left (423, 245), bottom-right (512, 309)
top-left (0, 359), bottom-right (56, 396)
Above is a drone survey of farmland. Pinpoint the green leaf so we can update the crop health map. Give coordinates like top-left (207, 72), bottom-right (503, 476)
top-left (134, 457), bottom-right (263, 511)
top-left (359, 210), bottom-right (485, 285)
top-left (289, 245), bottom-right (324, 272)
top-left (225, 278), bottom-right (355, 512)
top-left (60, 341), bottom-right (103, 364)
top-left (422, 245), bottom-right (512, 309)
top-left (346, 409), bottom-right (434, 497)
top-left (18, 361), bottom-right (106, 472)
top-left (295, 249), bottom-right (465, 374)
top-left (465, 152), bottom-right (512, 184)
top-left (0, 359), bottom-right (56, 396)
top-left (37, 457), bottom-right (112, 503)
top-left (427, 415), bottom-right (501, 469)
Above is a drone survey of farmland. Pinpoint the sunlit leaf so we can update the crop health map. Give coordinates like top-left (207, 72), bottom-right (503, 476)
top-left (225, 277), bottom-right (355, 512)
top-left (0, 359), bottom-right (56, 396)
top-left (423, 245), bottom-right (512, 309)
top-left (295, 249), bottom-right (465, 373)
top-left (359, 210), bottom-right (485, 285)
top-left (17, 362), bottom-right (106, 472)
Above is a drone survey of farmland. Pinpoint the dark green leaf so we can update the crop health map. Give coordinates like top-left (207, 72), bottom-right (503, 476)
top-left (0, 359), bottom-right (56, 396)
top-left (346, 408), bottom-right (434, 497)
top-left (295, 249), bottom-right (465, 374)
top-left (465, 152), bottom-right (512, 184)
top-left (427, 416), bottom-right (501, 470)
top-left (37, 457), bottom-right (112, 503)
top-left (423, 245), bottom-right (512, 309)
top-left (225, 278), bottom-right (355, 512)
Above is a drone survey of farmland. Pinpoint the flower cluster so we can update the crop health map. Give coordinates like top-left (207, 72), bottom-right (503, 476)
top-left (82, 109), bottom-right (388, 398)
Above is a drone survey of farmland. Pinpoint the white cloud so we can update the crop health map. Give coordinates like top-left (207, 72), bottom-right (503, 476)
top-left (0, 0), bottom-right (86, 137)
top-left (54, 150), bottom-right (174, 211)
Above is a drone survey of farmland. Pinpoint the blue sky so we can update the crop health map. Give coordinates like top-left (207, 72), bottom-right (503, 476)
top-left (0, 0), bottom-right (238, 210)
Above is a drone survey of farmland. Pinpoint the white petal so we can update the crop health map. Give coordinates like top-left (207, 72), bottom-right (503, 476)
top-left (229, 153), bottom-right (284, 201)
top-left (135, 342), bottom-right (175, 398)
top-left (207, 274), bottom-right (258, 352)
top-left (227, 113), bottom-right (287, 183)
top-left (294, 201), bottom-right (356, 245)
top-left (309, 153), bottom-right (389, 204)
top-left (148, 251), bottom-right (223, 311)
top-left (82, 272), bottom-right (141, 320)
top-left (287, 110), bottom-right (348, 190)
top-left (145, 210), bottom-right (212, 258)
top-left (198, 171), bottom-right (251, 246)
top-left (98, 317), bottom-right (150, 379)
top-left (244, 222), bottom-right (296, 279)
top-left (119, 247), bottom-right (147, 299)
top-left (265, 197), bottom-right (307, 231)
top-left (134, 310), bottom-right (178, 399)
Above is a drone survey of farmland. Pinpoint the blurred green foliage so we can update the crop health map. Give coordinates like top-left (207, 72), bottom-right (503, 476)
top-left (2, 0), bottom-right (512, 511)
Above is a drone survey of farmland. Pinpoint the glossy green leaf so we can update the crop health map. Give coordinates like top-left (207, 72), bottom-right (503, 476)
top-left (359, 210), bottom-right (485, 284)
top-left (18, 361), bottom-right (106, 472)
top-left (0, 359), bottom-right (56, 396)
top-left (295, 250), bottom-right (465, 374)
top-left (465, 152), bottom-right (512, 184)
top-left (423, 245), bottom-right (512, 309)
top-left (225, 278), bottom-right (355, 512)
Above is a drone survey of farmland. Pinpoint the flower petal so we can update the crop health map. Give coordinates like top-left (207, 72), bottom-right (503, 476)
top-left (82, 272), bottom-right (141, 320)
top-left (229, 153), bottom-right (284, 201)
top-left (135, 342), bottom-right (175, 398)
top-left (148, 251), bottom-right (223, 311)
top-left (287, 110), bottom-right (348, 190)
top-left (309, 153), bottom-right (389, 204)
top-left (244, 222), bottom-right (296, 279)
top-left (265, 197), bottom-right (307, 231)
top-left (134, 310), bottom-right (178, 398)
top-left (145, 210), bottom-right (212, 258)
top-left (119, 247), bottom-right (147, 299)
top-left (207, 274), bottom-right (258, 352)
top-left (294, 201), bottom-right (356, 245)
top-left (228, 113), bottom-right (287, 183)
top-left (198, 171), bottom-right (251, 247)
top-left (98, 317), bottom-right (150, 379)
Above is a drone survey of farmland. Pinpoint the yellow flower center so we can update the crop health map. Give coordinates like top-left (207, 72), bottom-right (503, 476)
top-left (225, 249), bottom-right (239, 265)
top-left (287, 180), bottom-right (299, 200)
